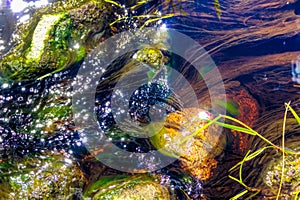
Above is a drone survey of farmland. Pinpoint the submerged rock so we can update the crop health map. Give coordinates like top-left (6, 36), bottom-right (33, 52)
top-left (0, 152), bottom-right (84, 199)
top-left (83, 174), bottom-right (170, 199)
top-left (0, 0), bottom-right (113, 81)
top-left (262, 154), bottom-right (300, 198)
top-left (150, 107), bottom-right (225, 180)
top-left (0, 78), bottom-right (80, 158)
top-left (133, 47), bottom-right (165, 70)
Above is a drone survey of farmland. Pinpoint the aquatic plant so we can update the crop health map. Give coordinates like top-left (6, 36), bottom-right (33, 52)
top-left (194, 102), bottom-right (300, 199)
top-left (0, 1), bottom-right (230, 199)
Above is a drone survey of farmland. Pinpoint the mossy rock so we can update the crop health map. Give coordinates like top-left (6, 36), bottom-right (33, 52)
top-left (83, 174), bottom-right (170, 200)
top-left (0, 152), bottom-right (84, 199)
top-left (262, 154), bottom-right (300, 198)
top-left (133, 47), bottom-right (164, 70)
top-left (0, 0), bottom-right (112, 81)
top-left (13, 80), bottom-right (73, 138)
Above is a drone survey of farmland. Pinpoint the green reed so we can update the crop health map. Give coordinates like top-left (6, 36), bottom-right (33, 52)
top-left (182, 102), bottom-right (300, 199)
top-left (222, 102), bottom-right (299, 199)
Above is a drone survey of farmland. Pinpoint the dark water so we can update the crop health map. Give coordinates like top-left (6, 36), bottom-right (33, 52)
top-left (0, 0), bottom-right (300, 199)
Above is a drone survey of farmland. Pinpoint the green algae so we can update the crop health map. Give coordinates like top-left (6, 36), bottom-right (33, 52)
top-left (0, 0), bottom-right (112, 81)
top-left (83, 174), bottom-right (170, 200)
top-left (0, 152), bottom-right (84, 199)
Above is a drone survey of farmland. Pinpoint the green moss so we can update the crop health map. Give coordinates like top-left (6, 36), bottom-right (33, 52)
top-left (0, 153), bottom-right (84, 199)
top-left (84, 175), bottom-right (128, 197)
top-left (0, 0), bottom-right (111, 81)
top-left (83, 175), bottom-right (170, 200)
top-left (26, 13), bottom-right (66, 61)
top-left (134, 47), bottom-right (164, 70)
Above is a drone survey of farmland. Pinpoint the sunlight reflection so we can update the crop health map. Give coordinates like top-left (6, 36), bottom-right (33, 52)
top-left (292, 55), bottom-right (300, 84)
top-left (10, 0), bottom-right (48, 13)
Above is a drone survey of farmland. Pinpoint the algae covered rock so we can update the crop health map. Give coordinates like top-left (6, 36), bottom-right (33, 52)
top-left (262, 154), bottom-right (300, 198)
top-left (0, 152), bottom-right (84, 199)
top-left (0, 0), bottom-right (112, 81)
top-left (30, 81), bottom-right (73, 136)
top-left (83, 174), bottom-right (170, 200)
top-left (133, 47), bottom-right (165, 70)
top-left (4, 79), bottom-right (74, 141)
top-left (150, 108), bottom-right (225, 180)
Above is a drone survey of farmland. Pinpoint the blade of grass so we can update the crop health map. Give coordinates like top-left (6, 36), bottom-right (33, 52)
top-left (206, 113), bottom-right (298, 155)
top-left (220, 115), bottom-right (281, 151)
top-left (214, 0), bottom-right (222, 20)
top-left (229, 190), bottom-right (248, 200)
top-left (221, 115), bottom-right (257, 133)
top-left (239, 150), bottom-right (251, 183)
top-left (285, 102), bottom-right (300, 125)
top-left (229, 175), bottom-right (249, 189)
top-left (291, 190), bottom-right (300, 200)
top-left (104, 0), bottom-right (123, 8)
top-left (245, 191), bottom-right (260, 200)
top-left (229, 175), bottom-right (260, 193)
top-left (229, 146), bottom-right (274, 171)
top-left (130, 0), bottom-right (149, 10)
top-left (209, 120), bottom-right (257, 135)
top-left (180, 115), bottom-right (222, 145)
top-left (140, 14), bottom-right (175, 29)
top-left (276, 102), bottom-right (289, 200)
top-left (245, 146), bottom-right (274, 161)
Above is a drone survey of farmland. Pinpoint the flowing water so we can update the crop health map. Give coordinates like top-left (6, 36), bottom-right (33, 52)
top-left (0, 0), bottom-right (300, 199)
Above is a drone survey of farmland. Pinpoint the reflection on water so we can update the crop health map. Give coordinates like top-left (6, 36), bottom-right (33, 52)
top-left (292, 55), bottom-right (300, 84)
top-left (0, 0), bottom-right (300, 199)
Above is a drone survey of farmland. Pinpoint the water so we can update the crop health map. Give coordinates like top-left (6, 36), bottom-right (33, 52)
top-left (0, 0), bottom-right (300, 199)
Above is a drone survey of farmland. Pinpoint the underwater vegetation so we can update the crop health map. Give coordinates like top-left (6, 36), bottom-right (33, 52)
top-left (0, 0), bottom-right (225, 82)
top-left (203, 102), bottom-right (300, 199)
top-left (0, 0), bottom-right (299, 199)
top-left (0, 1), bottom-right (167, 81)
top-left (0, 0), bottom-right (195, 199)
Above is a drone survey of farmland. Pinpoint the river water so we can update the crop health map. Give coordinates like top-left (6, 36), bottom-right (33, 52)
top-left (0, 0), bottom-right (300, 199)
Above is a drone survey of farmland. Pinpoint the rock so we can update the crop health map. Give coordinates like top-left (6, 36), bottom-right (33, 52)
top-left (0, 1), bottom-right (112, 81)
top-left (0, 152), bottom-right (84, 199)
top-left (262, 154), bottom-right (300, 198)
top-left (83, 174), bottom-right (170, 199)
top-left (150, 107), bottom-right (225, 180)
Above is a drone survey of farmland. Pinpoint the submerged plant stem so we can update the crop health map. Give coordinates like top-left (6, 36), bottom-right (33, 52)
top-left (229, 189), bottom-right (248, 200)
top-left (104, 0), bottom-right (123, 8)
top-left (180, 115), bottom-right (222, 145)
top-left (285, 103), bottom-right (300, 125)
top-left (221, 115), bottom-right (281, 151)
top-left (109, 14), bottom-right (175, 27)
top-left (276, 102), bottom-right (289, 200)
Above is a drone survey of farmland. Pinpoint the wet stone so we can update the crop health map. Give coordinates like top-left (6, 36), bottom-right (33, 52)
top-left (262, 154), bottom-right (300, 198)
top-left (0, 151), bottom-right (84, 199)
top-left (150, 107), bottom-right (225, 180)
top-left (83, 174), bottom-right (170, 200)
top-left (0, 0), bottom-right (113, 81)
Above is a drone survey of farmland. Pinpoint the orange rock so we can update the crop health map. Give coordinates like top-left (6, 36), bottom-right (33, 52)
top-left (228, 88), bottom-right (259, 152)
top-left (151, 108), bottom-right (225, 180)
